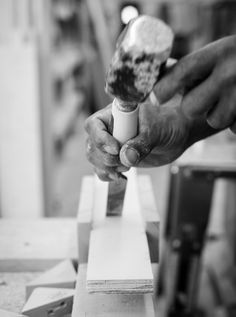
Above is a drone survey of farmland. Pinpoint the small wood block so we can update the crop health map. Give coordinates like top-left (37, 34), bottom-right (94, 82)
top-left (77, 176), bottom-right (94, 263)
top-left (26, 260), bottom-right (76, 299)
top-left (0, 309), bottom-right (27, 317)
top-left (72, 264), bottom-right (155, 316)
top-left (86, 171), bottom-right (153, 294)
top-left (22, 287), bottom-right (74, 317)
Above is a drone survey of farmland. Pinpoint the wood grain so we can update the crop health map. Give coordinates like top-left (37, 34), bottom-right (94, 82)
top-left (86, 171), bottom-right (153, 294)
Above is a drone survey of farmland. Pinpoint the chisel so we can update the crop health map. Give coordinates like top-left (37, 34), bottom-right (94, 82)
top-left (105, 15), bottom-right (174, 216)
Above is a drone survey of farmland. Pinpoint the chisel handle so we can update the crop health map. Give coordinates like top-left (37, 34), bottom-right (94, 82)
top-left (112, 98), bottom-right (139, 144)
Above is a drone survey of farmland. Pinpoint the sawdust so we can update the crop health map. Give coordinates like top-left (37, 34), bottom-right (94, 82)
top-left (0, 272), bottom-right (40, 313)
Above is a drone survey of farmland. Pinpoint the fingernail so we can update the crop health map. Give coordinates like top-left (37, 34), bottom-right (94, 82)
top-left (116, 166), bottom-right (129, 173)
top-left (108, 173), bottom-right (119, 181)
top-left (122, 147), bottom-right (139, 167)
top-left (104, 145), bottom-right (119, 155)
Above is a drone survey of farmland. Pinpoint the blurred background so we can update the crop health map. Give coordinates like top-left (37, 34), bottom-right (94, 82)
top-left (0, 0), bottom-right (236, 219)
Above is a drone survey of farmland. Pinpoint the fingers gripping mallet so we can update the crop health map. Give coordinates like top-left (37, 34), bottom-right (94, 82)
top-left (105, 15), bottom-right (174, 216)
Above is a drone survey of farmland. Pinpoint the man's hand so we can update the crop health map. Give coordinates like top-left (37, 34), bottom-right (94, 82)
top-left (85, 35), bottom-right (236, 181)
top-left (85, 100), bottom-right (192, 181)
top-left (155, 35), bottom-right (236, 134)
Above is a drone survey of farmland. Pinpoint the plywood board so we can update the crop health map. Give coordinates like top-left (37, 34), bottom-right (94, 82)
top-left (72, 264), bottom-right (155, 316)
top-left (0, 219), bottom-right (77, 272)
top-left (87, 171), bottom-right (153, 293)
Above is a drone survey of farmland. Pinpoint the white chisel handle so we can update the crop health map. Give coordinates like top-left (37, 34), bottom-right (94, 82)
top-left (112, 98), bottom-right (139, 144)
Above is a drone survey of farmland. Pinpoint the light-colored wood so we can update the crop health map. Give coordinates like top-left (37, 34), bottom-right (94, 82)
top-left (72, 264), bottom-right (155, 317)
top-left (22, 287), bottom-right (74, 317)
top-left (112, 99), bottom-right (139, 144)
top-left (77, 175), bottom-right (159, 263)
top-left (138, 175), bottom-right (160, 263)
top-left (87, 171), bottom-right (153, 294)
top-left (0, 309), bottom-right (26, 317)
top-left (0, 219), bottom-right (78, 272)
top-left (77, 176), bottom-right (94, 263)
top-left (26, 260), bottom-right (76, 299)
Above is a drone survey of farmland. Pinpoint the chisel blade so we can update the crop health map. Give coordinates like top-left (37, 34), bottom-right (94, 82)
top-left (106, 175), bottom-right (127, 216)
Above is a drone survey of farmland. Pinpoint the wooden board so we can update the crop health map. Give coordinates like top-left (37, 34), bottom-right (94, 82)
top-left (0, 219), bottom-right (78, 272)
top-left (72, 264), bottom-right (155, 317)
top-left (26, 260), bottom-right (76, 299)
top-left (77, 175), bottom-right (159, 263)
top-left (22, 287), bottom-right (74, 317)
top-left (86, 171), bottom-right (154, 294)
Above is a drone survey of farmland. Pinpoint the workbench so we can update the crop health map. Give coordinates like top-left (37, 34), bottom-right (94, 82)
top-left (0, 139), bottom-right (236, 316)
top-left (0, 218), bottom-right (235, 316)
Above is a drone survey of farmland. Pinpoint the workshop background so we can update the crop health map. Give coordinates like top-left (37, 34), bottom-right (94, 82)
top-left (1, 0), bottom-right (236, 220)
top-left (0, 0), bottom-right (236, 315)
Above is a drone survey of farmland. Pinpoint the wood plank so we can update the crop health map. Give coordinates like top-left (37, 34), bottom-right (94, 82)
top-left (86, 171), bottom-right (153, 294)
top-left (0, 219), bottom-right (78, 272)
top-left (77, 175), bottom-right (159, 263)
top-left (72, 264), bottom-right (155, 317)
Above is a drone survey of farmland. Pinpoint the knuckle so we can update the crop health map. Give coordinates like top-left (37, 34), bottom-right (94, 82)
top-left (181, 104), bottom-right (196, 120)
top-left (94, 134), bottom-right (106, 150)
top-left (207, 114), bottom-right (224, 129)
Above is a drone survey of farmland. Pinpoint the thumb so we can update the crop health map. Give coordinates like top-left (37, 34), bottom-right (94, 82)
top-left (120, 135), bottom-right (152, 167)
